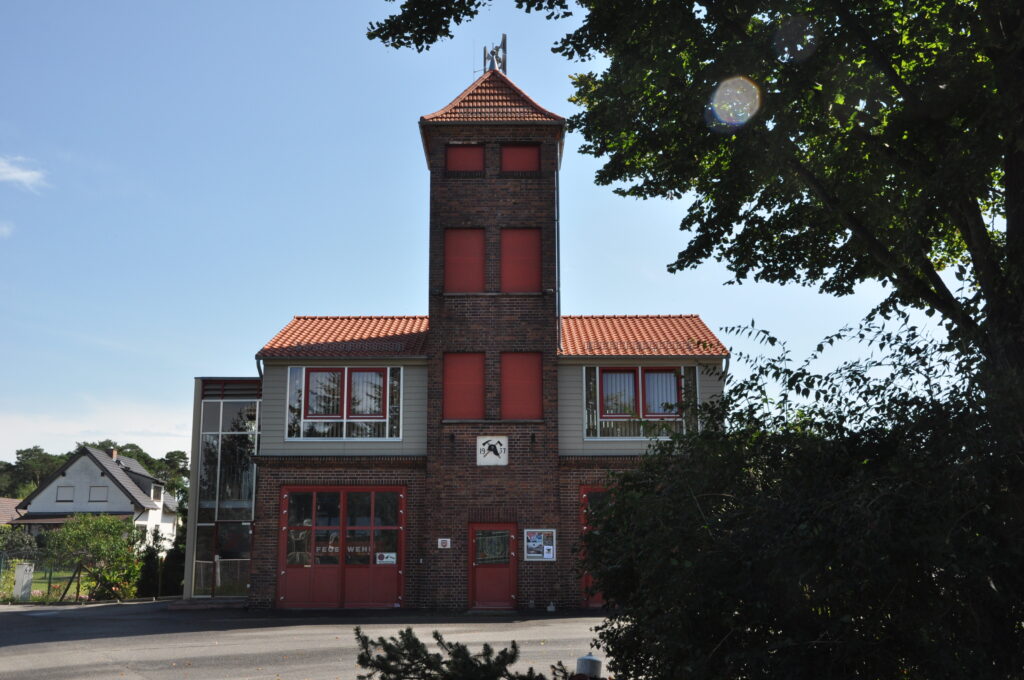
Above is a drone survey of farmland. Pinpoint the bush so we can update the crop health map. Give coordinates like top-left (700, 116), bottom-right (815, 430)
top-left (46, 515), bottom-right (145, 600)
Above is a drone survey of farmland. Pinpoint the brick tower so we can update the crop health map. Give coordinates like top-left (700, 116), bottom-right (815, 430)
top-left (419, 68), bottom-right (567, 609)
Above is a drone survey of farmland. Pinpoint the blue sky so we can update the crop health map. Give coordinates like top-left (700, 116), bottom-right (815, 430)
top-left (0, 2), bottom-right (894, 462)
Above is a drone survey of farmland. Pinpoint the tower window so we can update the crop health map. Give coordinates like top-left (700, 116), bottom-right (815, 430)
top-left (446, 145), bottom-right (485, 172)
top-left (500, 229), bottom-right (542, 292)
top-left (501, 353), bottom-right (542, 419)
top-left (443, 353), bottom-right (485, 419)
top-left (501, 144), bottom-right (540, 172)
top-left (444, 229), bottom-right (486, 293)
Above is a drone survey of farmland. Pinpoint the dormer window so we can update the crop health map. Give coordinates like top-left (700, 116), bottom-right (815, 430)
top-left (287, 366), bottom-right (402, 439)
top-left (585, 366), bottom-right (700, 437)
top-left (152, 485), bottom-right (163, 502)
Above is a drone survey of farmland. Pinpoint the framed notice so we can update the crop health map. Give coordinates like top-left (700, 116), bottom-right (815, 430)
top-left (523, 529), bottom-right (556, 562)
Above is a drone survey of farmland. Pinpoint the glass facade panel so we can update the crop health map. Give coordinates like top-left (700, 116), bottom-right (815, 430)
top-left (197, 435), bottom-right (219, 523)
top-left (584, 367), bottom-right (599, 438)
top-left (201, 402), bottom-right (220, 433)
top-left (217, 434), bottom-right (255, 521)
top-left (303, 421), bottom-right (345, 438)
top-left (216, 523), bottom-right (251, 560)
top-left (221, 401), bottom-right (257, 432)
top-left (193, 562), bottom-right (214, 597)
top-left (289, 492), bottom-right (313, 526)
top-left (682, 365), bottom-right (699, 433)
top-left (346, 421), bottom-right (386, 438)
top-left (345, 529), bottom-right (371, 565)
top-left (347, 493), bottom-right (371, 527)
top-left (195, 525), bottom-right (215, 561)
top-left (215, 560), bottom-right (249, 596)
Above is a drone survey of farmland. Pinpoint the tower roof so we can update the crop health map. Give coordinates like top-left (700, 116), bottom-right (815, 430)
top-left (421, 69), bottom-right (565, 124)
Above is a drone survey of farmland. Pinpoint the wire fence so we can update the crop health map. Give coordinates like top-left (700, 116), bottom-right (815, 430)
top-left (0, 550), bottom-right (82, 603)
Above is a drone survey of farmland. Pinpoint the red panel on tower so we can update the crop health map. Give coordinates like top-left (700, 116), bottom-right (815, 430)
top-left (444, 353), bottom-right (485, 419)
top-left (501, 353), bottom-right (542, 420)
top-left (445, 229), bottom-right (485, 293)
top-left (500, 229), bottom-right (542, 293)
top-left (446, 145), bottom-right (485, 171)
top-left (500, 145), bottom-right (540, 171)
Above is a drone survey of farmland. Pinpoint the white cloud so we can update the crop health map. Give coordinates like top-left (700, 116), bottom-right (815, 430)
top-left (0, 222), bottom-right (12, 239)
top-left (0, 156), bottom-right (46, 191)
top-left (0, 400), bottom-right (193, 463)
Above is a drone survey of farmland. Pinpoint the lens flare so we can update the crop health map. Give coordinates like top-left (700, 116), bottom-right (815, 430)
top-left (707, 76), bottom-right (762, 131)
top-left (772, 16), bottom-right (820, 63)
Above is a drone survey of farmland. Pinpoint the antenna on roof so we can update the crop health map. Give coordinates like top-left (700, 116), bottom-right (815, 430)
top-left (483, 33), bottom-right (507, 74)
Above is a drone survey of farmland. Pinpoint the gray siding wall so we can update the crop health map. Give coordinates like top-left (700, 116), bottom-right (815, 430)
top-left (260, 360), bottom-right (428, 456)
top-left (557, 359), bottom-right (727, 456)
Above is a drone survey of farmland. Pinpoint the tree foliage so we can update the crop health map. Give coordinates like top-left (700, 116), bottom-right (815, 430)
top-left (369, 0), bottom-right (1024, 432)
top-left (46, 514), bottom-right (145, 599)
top-left (581, 325), bottom-right (1023, 679)
top-left (354, 627), bottom-right (568, 680)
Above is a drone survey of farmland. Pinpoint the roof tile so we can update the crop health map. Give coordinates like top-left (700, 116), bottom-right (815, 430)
top-left (421, 69), bottom-right (564, 123)
top-left (258, 316), bottom-right (429, 359)
top-left (560, 315), bottom-right (728, 357)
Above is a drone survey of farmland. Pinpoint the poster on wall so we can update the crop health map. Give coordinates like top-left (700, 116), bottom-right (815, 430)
top-left (524, 529), bottom-right (556, 561)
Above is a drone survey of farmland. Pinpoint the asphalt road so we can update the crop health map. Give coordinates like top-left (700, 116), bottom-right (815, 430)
top-left (0, 602), bottom-right (605, 680)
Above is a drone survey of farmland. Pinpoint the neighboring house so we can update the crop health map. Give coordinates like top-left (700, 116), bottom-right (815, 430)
top-left (14, 447), bottom-right (177, 548)
top-left (0, 497), bottom-right (20, 527)
top-left (183, 66), bottom-right (730, 608)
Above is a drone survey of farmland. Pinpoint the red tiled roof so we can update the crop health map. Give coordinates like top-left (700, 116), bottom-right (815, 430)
top-left (560, 315), bottom-right (729, 357)
top-left (258, 315), bottom-right (726, 360)
top-left (258, 316), bottom-right (429, 359)
top-left (421, 69), bottom-right (565, 123)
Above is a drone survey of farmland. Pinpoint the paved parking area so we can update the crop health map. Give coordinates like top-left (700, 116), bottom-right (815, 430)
top-left (0, 602), bottom-right (604, 680)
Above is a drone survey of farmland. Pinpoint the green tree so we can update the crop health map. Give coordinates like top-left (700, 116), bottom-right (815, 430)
top-left (46, 514), bottom-right (145, 599)
top-left (369, 0), bottom-right (1024, 435)
top-left (580, 326), bottom-right (1023, 679)
top-left (354, 627), bottom-right (567, 680)
top-left (10, 446), bottom-right (68, 496)
top-left (0, 525), bottom-right (37, 559)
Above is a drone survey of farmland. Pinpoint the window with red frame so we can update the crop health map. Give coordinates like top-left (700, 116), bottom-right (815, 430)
top-left (443, 353), bottom-right (485, 419)
top-left (348, 368), bottom-right (385, 419)
top-left (501, 352), bottom-right (542, 419)
top-left (444, 229), bottom-right (485, 293)
top-left (500, 144), bottom-right (540, 172)
top-left (500, 229), bottom-right (542, 293)
top-left (600, 368), bottom-right (680, 419)
top-left (446, 145), bottom-right (484, 172)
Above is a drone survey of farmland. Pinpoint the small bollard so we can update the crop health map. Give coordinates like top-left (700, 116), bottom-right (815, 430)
top-left (575, 652), bottom-right (602, 679)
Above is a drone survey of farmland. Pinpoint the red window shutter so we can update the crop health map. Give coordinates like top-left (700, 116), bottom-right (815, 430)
top-left (445, 229), bottom-right (485, 293)
top-left (501, 145), bottom-right (540, 172)
top-left (501, 353), bottom-right (542, 420)
top-left (444, 353), bottom-right (485, 419)
top-left (446, 145), bottom-right (484, 171)
top-left (500, 229), bottom-right (542, 292)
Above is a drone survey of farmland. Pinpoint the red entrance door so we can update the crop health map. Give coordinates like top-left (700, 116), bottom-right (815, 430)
top-left (469, 523), bottom-right (517, 609)
top-left (279, 490), bottom-right (341, 608)
top-left (580, 487), bottom-right (608, 608)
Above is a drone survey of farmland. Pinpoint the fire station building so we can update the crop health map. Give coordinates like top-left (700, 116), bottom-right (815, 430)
top-left (183, 68), bottom-right (728, 610)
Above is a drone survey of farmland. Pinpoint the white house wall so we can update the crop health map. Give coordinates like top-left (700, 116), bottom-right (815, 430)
top-left (23, 456), bottom-right (135, 515)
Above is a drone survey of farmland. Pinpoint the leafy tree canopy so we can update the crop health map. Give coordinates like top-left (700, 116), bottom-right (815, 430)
top-left (370, 0), bottom-right (1024, 428)
top-left (46, 514), bottom-right (145, 599)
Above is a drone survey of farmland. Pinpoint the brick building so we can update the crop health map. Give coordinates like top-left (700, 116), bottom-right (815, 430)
top-left (183, 68), bottom-right (728, 609)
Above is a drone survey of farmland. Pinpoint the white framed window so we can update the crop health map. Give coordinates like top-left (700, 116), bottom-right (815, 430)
top-left (286, 366), bottom-right (403, 440)
top-left (89, 486), bottom-right (108, 502)
top-left (584, 365), bottom-right (699, 438)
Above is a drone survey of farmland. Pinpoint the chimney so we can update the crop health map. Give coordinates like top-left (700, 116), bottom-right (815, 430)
top-left (109, 448), bottom-right (118, 460)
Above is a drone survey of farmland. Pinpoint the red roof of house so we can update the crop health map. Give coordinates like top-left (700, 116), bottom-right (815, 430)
top-left (560, 315), bottom-right (729, 357)
top-left (258, 316), bottom-right (430, 359)
top-left (258, 315), bottom-right (726, 359)
top-left (421, 69), bottom-right (565, 124)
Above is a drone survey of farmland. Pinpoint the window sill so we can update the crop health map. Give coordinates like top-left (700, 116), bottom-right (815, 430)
top-left (441, 292), bottom-right (544, 297)
top-left (498, 171), bottom-right (543, 179)
top-left (442, 419), bottom-right (544, 424)
top-left (444, 170), bottom-right (485, 179)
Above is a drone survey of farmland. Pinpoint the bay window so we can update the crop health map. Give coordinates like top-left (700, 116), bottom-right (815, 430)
top-left (585, 366), bottom-right (699, 438)
top-left (288, 366), bottom-right (402, 439)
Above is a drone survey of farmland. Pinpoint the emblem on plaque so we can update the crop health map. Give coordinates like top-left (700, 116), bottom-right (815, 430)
top-left (476, 436), bottom-right (508, 466)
